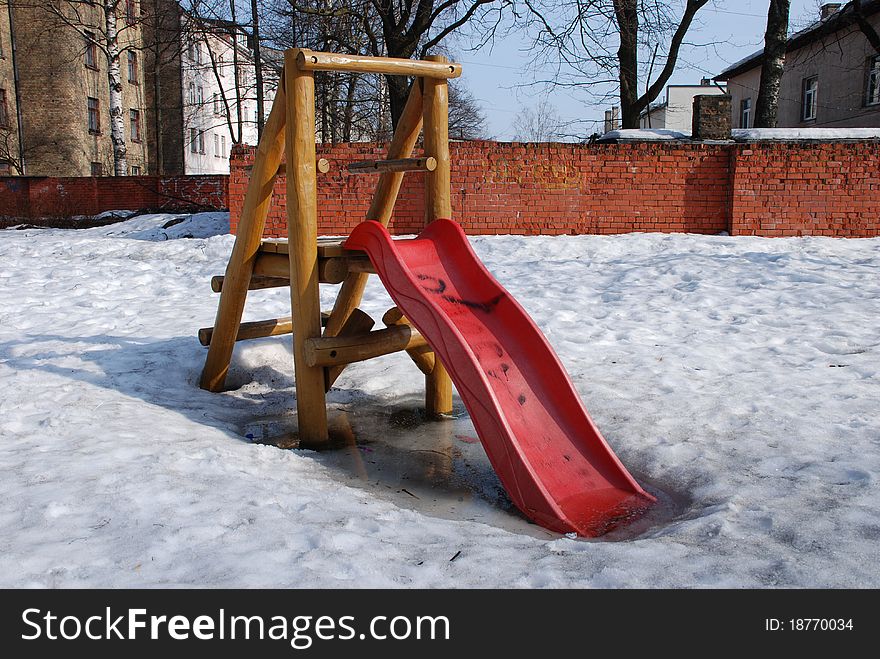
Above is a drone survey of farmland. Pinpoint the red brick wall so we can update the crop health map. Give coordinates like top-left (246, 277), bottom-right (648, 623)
top-left (731, 142), bottom-right (880, 237)
top-left (229, 140), bottom-right (880, 239)
top-left (230, 141), bottom-right (732, 237)
top-left (0, 175), bottom-right (228, 220)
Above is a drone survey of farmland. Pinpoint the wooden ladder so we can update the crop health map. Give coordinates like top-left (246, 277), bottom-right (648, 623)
top-left (198, 49), bottom-right (461, 446)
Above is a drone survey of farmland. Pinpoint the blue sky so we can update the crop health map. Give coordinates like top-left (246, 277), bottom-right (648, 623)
top-left (453, 0), bottom-right (823, 139)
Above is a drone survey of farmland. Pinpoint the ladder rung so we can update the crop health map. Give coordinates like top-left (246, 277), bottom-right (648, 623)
top-left (199, 313), bottom-right (330, 346)
top-left (304, 325), bottom-right (428, 367)
top-left (211, 275), bottom-right (289, 293)
top-left (347, 157), bottom-right (436, 175)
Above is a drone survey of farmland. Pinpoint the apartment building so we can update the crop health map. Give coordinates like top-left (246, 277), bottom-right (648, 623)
top-left (716, 2), bottom-right (880, 129)
top-left (2, 0), bottom-right (150, 176)
top-left (1, 0), bottom-right (275, 176)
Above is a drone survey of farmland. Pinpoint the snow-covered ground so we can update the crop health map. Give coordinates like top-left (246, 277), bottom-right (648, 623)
top-left (1, 212), bottom-right (879, 588)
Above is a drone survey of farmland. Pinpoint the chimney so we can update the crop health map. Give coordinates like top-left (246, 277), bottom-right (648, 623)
top-left (701, 77), bottom-right (711, 86)
top-left (692, 94), bottom-right (732, 140)
top-left (820, 3), bottom-right (841, 20)
top-left (603, 107), bottom-right (620, 133)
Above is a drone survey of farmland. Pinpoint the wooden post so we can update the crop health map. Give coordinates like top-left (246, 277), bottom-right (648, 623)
top-left (382, 307), bottom-right (436, 374)
top-left (323, 81), bottom-right (424, 339)
top-left (422, 55), bottom-right (454, 416)
top-left (325, 309), bottom-right (376, 390)
top-left (199, 84), bottom-right (288, 392)
top-left (285, 52), bottom-right (328, 445)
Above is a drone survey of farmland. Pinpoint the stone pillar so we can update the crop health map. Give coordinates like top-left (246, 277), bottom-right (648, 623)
top-left (692, 94), bottom-right (732, 140)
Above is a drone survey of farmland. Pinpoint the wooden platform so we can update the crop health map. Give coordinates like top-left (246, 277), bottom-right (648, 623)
top-left (260, 237), bottom-right (356, 259)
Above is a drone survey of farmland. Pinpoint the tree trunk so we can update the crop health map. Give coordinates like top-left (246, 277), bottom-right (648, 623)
top-left (755, 0), bottom-right (790, 128)
top-left (343, 74), bottom-right (356, 142)
top-left (613, 0), bottom-right (640, 128)
top-left (250, 0), bottom-right (264, 137)
top-left (386, 74), bottom-right (410, 130)
top-left (230, 0), bottom-right (243, 143)
top-left (854, 0), bottom-right (880, 55)
top-left (104, 1), bottom-right (127, 175)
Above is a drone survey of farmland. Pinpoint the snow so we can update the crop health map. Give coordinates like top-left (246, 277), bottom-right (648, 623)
top-left (601, 128), bottom-right (880, 143)
top-left (600, 129), bottom-right (689, 141)
top-left (2, 212), bottom-right (880, 587)
top-left (733, 128), bottom-right (880, 141)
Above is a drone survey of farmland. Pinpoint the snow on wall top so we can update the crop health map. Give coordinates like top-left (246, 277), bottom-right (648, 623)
top-left (600, 128), bottom-right (880, 142)
top-left (732, 128), bottom-right (880, 141)
top-left (599, 129), bottom-right (690, 141)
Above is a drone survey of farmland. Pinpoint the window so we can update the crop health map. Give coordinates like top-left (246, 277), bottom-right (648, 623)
top-left (190, 128), bottom-right (198, 153)
top-left (739, 98), bottom-right (752, 128)
top-left (218, 54), bottom-right (225, 76)
top-left (127, 51), bottom-right (138, 83)
top-left (868, 55), bottom-right (880, 107)
top-left (221, 135), bottom-right (226, 158)
top-left (188, 82), bottom-right (196, 106)
top-left (91, 162), bottom-right (103, 176)
top-left (129, 109), bottom-right (141, 142)
top-left (802, 76), bottom-right (818, 121)
top-left (125, 0), bottom-right (136, 26)
top-left (84, 31), bottom-right (98, 69)
top-left (130, 165), bottom-right (141, 175)
top-left (0, 89), bottom-right (9, 128)
top-left (197, 86), bottom-right (204, 105)
top-left (87, 96), bottom-right (100, 133)
top-left (193, 42), bottom-right (202, 65)
top-left (213, 93), bottom-right (221, 115)
top-left (198, 129), bottom-right (205, 153)
top-left (214, 133), bottom-right (220, 157)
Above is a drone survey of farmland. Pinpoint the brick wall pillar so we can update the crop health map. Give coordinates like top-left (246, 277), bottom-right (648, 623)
top-left (692, 95), bottom-right (732, 140)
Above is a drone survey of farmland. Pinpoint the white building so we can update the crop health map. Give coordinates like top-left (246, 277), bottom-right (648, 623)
top-left (640, 80), bottom-right (727, 132)
top-left (180, 17), bottom-right (277, 174)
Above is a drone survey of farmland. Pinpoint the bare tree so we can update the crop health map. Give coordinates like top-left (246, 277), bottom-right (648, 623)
top-left (524, 0), bottom-right (709, 129)
top-left (854, 0), bottom-right (880, 54)
top-left (371, 0), bottom-right (501, 127)
top-left (266, 0), bottom-right (385, 142)
top-left (512, 98), bottom-right (564, 141)
top-left (448, 81), bottom-right (488, 139)
top-left (28, 0), bottom-right (134, 174)
top-left (755, 0), bottom-right (791, 128)
top-left (0, 125), bottom-right (80, 176)
top-left (278, 1), bottom-right (504, 129)
top-left (250, 0), bottom-right (266, 136)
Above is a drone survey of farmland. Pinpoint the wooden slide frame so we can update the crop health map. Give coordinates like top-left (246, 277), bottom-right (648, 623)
top-left (198, 49), bottom-right (460, 445)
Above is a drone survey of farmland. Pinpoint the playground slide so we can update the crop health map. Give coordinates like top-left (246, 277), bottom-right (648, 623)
top-left (344, 219), bottom-right (655, 536)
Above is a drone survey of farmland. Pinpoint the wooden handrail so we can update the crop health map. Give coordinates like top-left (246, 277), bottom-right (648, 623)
top-left (295, 50), bottom-right (462, 79)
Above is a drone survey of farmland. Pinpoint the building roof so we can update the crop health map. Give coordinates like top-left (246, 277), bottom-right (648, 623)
top-left (714, 1), bottom-right (880, 81)
top-left (638, 82), bottom-right (727, 119)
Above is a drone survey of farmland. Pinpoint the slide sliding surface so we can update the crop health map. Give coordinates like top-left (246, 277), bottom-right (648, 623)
top-left (345, 219), bottom-right (654, 536)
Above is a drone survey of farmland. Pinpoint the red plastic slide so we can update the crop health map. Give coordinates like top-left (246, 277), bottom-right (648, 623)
top-left (345, 219), bottom-right (655, 536)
